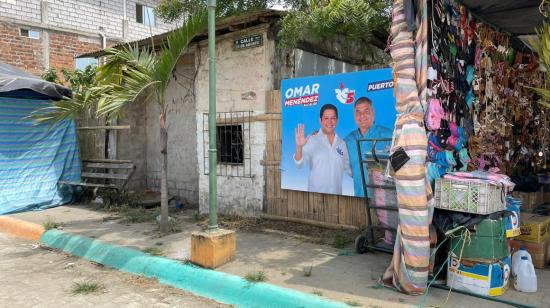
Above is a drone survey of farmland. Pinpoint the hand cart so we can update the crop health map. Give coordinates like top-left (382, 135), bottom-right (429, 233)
top-left (354, 138), bottom-right (398, 254)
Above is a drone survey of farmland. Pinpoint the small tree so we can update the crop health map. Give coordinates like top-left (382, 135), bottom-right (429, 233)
top-left (34, 11), bottom-right (207, 233)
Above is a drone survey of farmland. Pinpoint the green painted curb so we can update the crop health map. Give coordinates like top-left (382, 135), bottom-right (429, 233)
top-left (40, 229), bottom-right (348, 308)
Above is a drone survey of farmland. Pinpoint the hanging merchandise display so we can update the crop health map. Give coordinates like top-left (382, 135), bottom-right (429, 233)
top-left (418, 0), bottom-right (545, 301)
top-left (426, 0), bottom-right (549, 185)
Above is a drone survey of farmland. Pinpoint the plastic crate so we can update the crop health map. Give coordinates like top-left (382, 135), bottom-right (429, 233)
top-left (434, 178), bottom-right (506, 214)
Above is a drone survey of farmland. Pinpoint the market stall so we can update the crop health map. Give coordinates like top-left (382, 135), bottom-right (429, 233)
top-left (380, 0), bottom-right (550, 302)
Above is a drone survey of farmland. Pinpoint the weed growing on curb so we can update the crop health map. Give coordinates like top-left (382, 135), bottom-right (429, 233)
top-left (312, 290), bottom-right (323, 296)
top-left (121, 207), bottom-right (155, 223)
top-left (192, 212), bottom-right (200, 222)
top-left (142, 247), bottom-right (164, 256)
top-left (345, 300), bottom-right (362, 307)
top-left (167, 219), bottom-right (182, 233)
top-left (244, 271), bottom-right (267, 283)
top-left (42, 219), bottom-right (62, 230)
top-left (333, 231), bottom-right (347, 249)
top-left (71, 281), bottom-right (103, 295)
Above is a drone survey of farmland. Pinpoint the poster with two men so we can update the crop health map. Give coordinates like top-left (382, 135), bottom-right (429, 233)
top-left (281, 68), bottom-right (397, 197)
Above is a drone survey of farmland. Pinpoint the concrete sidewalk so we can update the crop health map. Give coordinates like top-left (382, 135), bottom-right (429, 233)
top-left (4, 204), bottom-right (549, 307)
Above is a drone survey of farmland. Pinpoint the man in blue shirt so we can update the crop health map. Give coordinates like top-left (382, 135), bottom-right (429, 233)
top-left (344, 97), bottom-right (393, 197)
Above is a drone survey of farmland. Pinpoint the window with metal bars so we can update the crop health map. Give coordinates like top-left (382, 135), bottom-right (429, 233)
top-left (216, 125), bottom-right (243, 164)
top-left (203, 111), bottom-right (252, 177)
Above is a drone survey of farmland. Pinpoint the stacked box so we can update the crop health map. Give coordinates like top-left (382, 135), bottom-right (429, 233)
top-left (447, 255), bottom-right (511, 297)
top-left (516, 214), bottom-right (550, 243)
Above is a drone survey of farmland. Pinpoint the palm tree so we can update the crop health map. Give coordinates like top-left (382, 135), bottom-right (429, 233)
top-left (34, 11), bottom-right (207, 233)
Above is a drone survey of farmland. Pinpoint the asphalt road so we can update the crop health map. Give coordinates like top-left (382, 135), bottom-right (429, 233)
top-left (0, 232), bottom-right (227, 308)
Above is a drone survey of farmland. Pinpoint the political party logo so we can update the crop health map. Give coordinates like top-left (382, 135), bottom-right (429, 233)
top-left (335, 83), bottom-right (355, 105)
top-left (336, 146), bottom-right (344, 156)
top-left (284, 83), bottom-right (320, 107)
top-left (367, 80), bottom-right (394, 92)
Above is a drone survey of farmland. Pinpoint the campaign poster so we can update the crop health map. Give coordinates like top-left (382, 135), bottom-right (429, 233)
top-left (280, 68), bottom-right (396, 197)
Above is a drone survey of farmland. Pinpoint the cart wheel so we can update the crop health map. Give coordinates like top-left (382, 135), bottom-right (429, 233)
top-left (355, 234), bottom-right (368, 254)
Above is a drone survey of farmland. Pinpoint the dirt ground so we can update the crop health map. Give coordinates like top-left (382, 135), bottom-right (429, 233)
top-left (0, 232), bottom-right (229, 308)
top-left (8, 203), bottom-right (550, 308)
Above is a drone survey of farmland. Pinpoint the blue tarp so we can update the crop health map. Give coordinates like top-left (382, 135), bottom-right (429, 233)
top-left (0, 97), bottom-right (81, 214)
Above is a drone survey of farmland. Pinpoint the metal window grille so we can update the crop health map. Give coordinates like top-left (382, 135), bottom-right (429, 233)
top-left (203, 111), bottom-right (252, 177)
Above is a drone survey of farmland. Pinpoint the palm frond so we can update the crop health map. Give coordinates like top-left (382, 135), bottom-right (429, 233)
top-left (29, 85), bottom-right (108, 124)
top-left (97, 10), bottom-right (207, 118)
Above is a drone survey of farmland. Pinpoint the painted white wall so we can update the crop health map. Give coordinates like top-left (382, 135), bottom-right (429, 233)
top-left (195, 26), bottom-right (272, 216)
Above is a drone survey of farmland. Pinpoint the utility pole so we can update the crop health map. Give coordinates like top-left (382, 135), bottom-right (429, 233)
top-left (207, 0), bottom-right (218, 230)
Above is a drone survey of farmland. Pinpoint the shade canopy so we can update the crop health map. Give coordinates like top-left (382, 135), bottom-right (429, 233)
top-left (460, 0), bottom-right (545, 35)
top-left (0, 61), bottom-right (71, 100)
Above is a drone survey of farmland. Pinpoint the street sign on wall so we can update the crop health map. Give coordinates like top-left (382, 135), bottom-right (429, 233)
top-left (234, 34), bottom-right (263, 50)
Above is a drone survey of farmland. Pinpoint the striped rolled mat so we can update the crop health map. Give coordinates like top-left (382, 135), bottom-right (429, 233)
top-left (381, 0), bottom-right (434, 295)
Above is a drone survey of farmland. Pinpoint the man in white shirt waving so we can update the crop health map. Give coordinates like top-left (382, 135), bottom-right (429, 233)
top-left (293, 104), bottom-right (352, 195)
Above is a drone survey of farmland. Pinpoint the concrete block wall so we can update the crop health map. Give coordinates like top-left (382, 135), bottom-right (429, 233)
top-left (195, 27), bottom-right (272, 216)
top-left (0, 0), bottom-right (41, 24)
top-left (117, 99), bottom-right (148, 191)
top-left (47, 0), bottom-right (174, 41)
top-left (125, 0), bottom-right (175, 41)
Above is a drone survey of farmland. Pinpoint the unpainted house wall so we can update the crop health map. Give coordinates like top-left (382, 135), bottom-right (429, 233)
top-left (116, 101), bottom-right (148, 191)
top-left (142, 53), bottom-right (200, 204)
top-left (195, 26), bottom-right (273, 216)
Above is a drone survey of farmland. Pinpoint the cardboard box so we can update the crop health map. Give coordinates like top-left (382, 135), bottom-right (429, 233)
top-left (517, 192), bottom-right (530, 212)
top-left (516, 214), bottom-right (550, 243)
top-left (447, 255), bottom-right (511, 297)
top-left (510, 238), bottom-right (549, 269)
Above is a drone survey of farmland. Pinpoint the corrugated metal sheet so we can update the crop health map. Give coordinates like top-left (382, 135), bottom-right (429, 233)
top-left (294, 50), bottom-right (361, 78)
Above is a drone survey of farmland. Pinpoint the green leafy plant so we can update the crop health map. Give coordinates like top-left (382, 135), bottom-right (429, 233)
top-left (312, 290), bottom-right (323, 296)
top-left (531, 21), bottom-right (550, 108)
top-left (121, 207), bottom-right (156, 223)
top-left (142, 247), bottom-right (164, 256)
top-left (244, 271), bottom-right (267, 283)
top-left (32, 11), bottom-right (207, 234)
top-left (278, 0), bottom-right (391, 65)
top-left (41, 67), bottom-right (61, 83)
top-left (345, 300), bottom-right (362, 307)
top-left (42, 219), bottom-right (62, 230)
top-left (333, 231), bottom-right (348, 249)
top-left (156, 0), bottom-right (286, 22)
top-left (71, 281), bottom-right (103, 295)
top-left (96, 189), bottom-right (143, 211)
